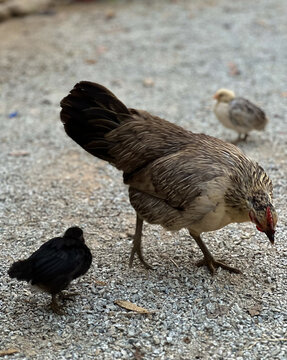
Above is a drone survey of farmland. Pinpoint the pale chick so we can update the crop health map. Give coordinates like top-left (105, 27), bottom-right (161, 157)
top-left (213, 88), bottom-right (268, 144)
top-left (60, 82), bottom-right (277, 275)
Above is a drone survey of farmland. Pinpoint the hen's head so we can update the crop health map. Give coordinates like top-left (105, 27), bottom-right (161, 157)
top-left (213, 88), bottom-right (235, 103)
top-left (249, 197), bottom-right (277, 244)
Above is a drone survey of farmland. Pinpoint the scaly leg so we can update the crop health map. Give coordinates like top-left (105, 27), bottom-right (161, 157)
top-left (242, 133), bottom-right (248, 141)
top-left (129, 214), bottom-right (153, 270)
top-left (190, 232), bottom-right (241, 275)
top-left (50, 294), bottom-right (65, 315)
top-left (59, 292), bottom-right (79, 301)
top-left (232, 133), bottom-right (248, 145)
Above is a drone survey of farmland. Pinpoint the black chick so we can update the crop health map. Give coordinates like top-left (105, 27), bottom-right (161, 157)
top-left (8, 227), bottom-right (92, 314)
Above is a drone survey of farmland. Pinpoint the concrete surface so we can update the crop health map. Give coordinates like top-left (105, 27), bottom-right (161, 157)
top-left (0, 0), bottom-right (287, 359)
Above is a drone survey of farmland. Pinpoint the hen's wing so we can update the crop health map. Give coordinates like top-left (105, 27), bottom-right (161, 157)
top-left (125, 146), bottom-right (230, 230)
top-left (107, 109), bottom-right (196, 174)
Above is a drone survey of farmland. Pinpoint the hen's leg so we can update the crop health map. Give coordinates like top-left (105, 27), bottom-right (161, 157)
top-left (190, 233), bottom-right (241, 275)
top-left (129, 214), bottom-right (153, 270)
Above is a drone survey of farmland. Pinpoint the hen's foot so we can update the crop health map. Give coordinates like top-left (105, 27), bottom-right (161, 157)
top-left (196, 257), bottom-right (241, 275)
top-left (129, 245), bottom-right (153, 270)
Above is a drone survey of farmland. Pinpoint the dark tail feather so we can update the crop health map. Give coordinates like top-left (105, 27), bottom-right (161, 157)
top-left (67, 81), bottom-right (129, 114)
top-left (8, 259), bottom-right (33, 282)
top-left (60, 81), bottom-right (130, 162)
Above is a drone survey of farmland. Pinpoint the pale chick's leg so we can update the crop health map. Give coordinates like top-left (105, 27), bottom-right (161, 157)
top-left (190, 232), bottom-right (241, 275)
top-left (232, 133), bottom-right (242, 145)
top-left (242, 133), bottom-right (248, 141)
top-left (129, 214), bottom-right (153, 270)
top-left (232, 133), bottom-right (248, 145)
top-left (50, 294), bottom-right (65, 315)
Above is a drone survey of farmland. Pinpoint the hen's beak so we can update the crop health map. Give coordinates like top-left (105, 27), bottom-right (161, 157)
top-left (265, 229), bottom-right (275, 244)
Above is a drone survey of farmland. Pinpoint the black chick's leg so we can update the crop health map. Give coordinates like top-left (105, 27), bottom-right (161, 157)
top-left (59, 292), bottom-right (79, 301)
top-left (190, 233), bottom-right (241, 275)
top-left (129, 214), bottom-right (153, 270)
top-left (50, 294), bottom-right (65, 315)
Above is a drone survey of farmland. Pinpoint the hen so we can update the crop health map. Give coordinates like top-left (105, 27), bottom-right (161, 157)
top-left (60, 82), bottom-right (277, 275)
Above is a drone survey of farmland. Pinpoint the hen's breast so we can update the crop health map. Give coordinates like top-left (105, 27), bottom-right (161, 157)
top-left (128, 174), bottom-right (244, 234)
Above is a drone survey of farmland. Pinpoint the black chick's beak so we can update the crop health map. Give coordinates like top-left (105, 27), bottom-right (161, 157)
top-left (265, 229), bottom-right (275, 244)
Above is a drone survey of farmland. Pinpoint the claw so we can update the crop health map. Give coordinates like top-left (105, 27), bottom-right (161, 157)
top-left (196, 257), bottom-right (241, 275)
top-left (129, 246), bottom-right (153, 270)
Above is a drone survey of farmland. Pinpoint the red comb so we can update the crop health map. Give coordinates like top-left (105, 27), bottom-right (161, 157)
top-left (266, 206), bottom-right (274, 230)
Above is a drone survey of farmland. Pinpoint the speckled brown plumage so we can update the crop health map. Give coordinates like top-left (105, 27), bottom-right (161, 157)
top-left (60, 82), bottom-right (277, 275)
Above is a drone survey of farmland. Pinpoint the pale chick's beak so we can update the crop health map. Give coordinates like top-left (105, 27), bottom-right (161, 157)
top-left (213, 93), bottom-right (218, 100)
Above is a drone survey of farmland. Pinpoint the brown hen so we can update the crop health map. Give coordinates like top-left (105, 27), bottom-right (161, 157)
top-left (60, 82), bottom-right (277, 275)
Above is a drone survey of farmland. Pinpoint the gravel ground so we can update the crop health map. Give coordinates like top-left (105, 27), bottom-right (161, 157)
top-left (1, 0), bottom-right (287, 359)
